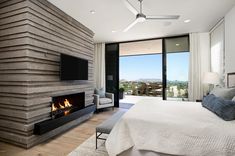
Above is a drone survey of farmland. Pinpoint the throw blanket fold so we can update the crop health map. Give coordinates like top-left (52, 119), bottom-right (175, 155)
top-left (106, 99), bottom-right (235, 156)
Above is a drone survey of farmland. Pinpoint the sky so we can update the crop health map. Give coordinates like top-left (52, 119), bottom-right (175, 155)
top-left (120, 52), bottom-right (189, 81)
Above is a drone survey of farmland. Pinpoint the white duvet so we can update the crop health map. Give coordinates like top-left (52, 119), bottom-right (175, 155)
top-left (106, 99), bottom-right (235, 156)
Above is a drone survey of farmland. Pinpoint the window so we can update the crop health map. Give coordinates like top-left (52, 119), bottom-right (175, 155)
top-left (120, 54), bottom-right (162, 97)
top-left (117, 36), bottom-right (189, 101)
top-left (119, 39), bottom-right (162, 97)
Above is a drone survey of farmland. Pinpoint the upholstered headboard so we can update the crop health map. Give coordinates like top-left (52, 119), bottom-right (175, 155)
top-left (227, 73), bottom-right (235, 88)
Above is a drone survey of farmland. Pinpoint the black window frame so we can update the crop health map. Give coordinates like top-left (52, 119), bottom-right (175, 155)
top-left (106, 34), bottom-right (190, 103)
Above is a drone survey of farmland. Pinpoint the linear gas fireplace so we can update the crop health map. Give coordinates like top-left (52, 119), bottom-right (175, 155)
top-left (34, 92), bottom-right (95, 135)
top-left (52, 92), bottom-right (85, 119)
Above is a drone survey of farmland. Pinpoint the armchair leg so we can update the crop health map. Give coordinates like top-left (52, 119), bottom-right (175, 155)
top-left (112, 106), bottom-right (114, 111)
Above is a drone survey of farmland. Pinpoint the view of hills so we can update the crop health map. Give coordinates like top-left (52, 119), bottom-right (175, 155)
top-left (120, 79), bottom-right (188, 83)
top-left (120, 78), bottom-right (162, 82)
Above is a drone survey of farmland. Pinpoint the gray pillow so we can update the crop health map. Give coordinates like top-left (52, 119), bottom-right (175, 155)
top-left (202, 94), bottom-right (235, 121)
top-left (210, 87), bottom-right (235, 100)
top-left (95, 88), bottom-right (105, 98)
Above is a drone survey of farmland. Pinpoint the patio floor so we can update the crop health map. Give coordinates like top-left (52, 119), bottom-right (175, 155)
top-left (119, 95), bottom-right (162, 104)
top-left (119, 95), bottom-right (186, 106)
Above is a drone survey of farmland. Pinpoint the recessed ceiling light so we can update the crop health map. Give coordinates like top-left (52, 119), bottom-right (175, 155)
top-left (184, 19), bottom-right (191, 23)
top-left (90, 10), bottom-right (96, 14)
top-left (176, 43), bottom-right (180, 46)
top-left (112, 30), bottom-right (117, 33)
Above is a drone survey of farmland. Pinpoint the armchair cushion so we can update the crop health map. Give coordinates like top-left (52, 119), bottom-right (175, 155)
top-left (99, 98), bottom-right (112, 105)
top-left (94, 92), bottom-right (114, 110)
top-left (95, 88), bottom-right (105, 98)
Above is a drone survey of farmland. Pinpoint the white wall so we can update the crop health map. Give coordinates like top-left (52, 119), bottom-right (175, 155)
top-left (225, 6), bottom-right (235, 74)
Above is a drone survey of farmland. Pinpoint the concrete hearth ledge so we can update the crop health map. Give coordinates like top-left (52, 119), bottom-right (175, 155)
top-left (0, 112), bottom-right (94, 148)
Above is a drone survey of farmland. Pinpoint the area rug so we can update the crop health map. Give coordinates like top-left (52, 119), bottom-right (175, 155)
top-left (119, 102), bottom-right (134, 109)
top-left (68, 134), bottom-right (108, 156)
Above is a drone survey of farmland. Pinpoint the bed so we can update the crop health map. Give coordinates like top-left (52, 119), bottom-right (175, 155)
top-left (105, 99), bottom-right (235, 156)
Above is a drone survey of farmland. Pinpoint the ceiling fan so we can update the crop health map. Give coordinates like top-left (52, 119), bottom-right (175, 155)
top-left (122, 0), bottom-right (180, 32)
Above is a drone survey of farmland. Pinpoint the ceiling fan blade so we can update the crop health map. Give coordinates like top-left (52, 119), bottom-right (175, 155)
top-left (123, 19), bottom-right (138, 32)
top-left (146, 15), bottom-right (180, 20)
top-left (122, 0), bottom-right (138, 15)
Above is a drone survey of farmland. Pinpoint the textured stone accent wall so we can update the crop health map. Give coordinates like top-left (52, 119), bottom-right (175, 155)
top-left (0, 0), bottom-right (94, 148)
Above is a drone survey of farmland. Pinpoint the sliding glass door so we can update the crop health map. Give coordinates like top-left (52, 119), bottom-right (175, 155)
top-left (107, 35), bottom-right (189, 105)
top-left (119, 39), bottom-right (163, 101)
top-left (164, 36), bottom-right (190, 101)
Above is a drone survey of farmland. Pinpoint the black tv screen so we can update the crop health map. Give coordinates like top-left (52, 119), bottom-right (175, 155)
top-left (60, 54), bottom-right (88, 80)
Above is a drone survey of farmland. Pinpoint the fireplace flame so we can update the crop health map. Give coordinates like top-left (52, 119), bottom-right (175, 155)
top-left (59, 103), bottom-right (65, 109)
top-left (52, 99), bottom-right (73, 112)
top-left (64, 110), bottom-right (70, 116)
top-left (52, 103), bottom-right (57, 111)
top-left (64, 99), bottom-right (72, 107)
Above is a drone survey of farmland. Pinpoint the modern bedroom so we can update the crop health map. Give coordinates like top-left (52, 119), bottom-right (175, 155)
top-left (0, 0), bottom-right (235, 156)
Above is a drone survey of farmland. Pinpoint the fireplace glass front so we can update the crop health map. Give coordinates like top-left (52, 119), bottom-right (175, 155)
top-left (51, 92), bottom-right (85, 119)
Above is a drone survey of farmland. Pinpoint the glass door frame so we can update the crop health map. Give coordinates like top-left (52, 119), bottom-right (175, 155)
top-left (163, 35), bottom-right (190, 100)
top-left (106, 34), bottom-right (189, 102)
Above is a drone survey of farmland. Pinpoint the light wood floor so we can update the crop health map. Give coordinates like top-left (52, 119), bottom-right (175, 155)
top-left (0, 108), bottom-right (120, 156)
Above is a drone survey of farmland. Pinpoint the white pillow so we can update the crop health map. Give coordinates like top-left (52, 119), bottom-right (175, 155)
top-left (233, 96), bottom-right (235, 101)
top-left (210, 87), bottom-right (235, 100)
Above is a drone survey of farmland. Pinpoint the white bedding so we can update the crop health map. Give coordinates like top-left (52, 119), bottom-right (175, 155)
top-left (106, 99), bottom-right (235, 156)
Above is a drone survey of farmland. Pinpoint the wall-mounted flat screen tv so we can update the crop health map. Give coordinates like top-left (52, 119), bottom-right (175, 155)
top-left (60, 54), bottom-right (88, 80)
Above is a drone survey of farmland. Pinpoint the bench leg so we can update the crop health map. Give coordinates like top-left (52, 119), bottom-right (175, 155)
top-left (96, 131), bottom-right (97, 149)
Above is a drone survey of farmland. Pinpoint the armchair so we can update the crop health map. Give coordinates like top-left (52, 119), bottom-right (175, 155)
top-left (94, 92), bottom-right (114, 110)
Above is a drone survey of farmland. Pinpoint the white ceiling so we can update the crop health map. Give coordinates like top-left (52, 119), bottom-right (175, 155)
top-left (120, 39), bottom-right (162, 56)
top-left (48, 0), bottom-right (235, 43)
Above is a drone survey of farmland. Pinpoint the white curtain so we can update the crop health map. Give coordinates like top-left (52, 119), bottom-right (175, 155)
top-left (210, 20), bottom-right (225, 86)
top-left (94, 43), bottom-right (106, 89)
top-left (188, 33), bottom-right (210, 101)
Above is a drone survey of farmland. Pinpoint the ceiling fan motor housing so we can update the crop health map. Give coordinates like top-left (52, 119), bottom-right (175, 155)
top-left (123, 0), bottom-right (179, 31)
top-left (136, 13), bottom-right (146, 22)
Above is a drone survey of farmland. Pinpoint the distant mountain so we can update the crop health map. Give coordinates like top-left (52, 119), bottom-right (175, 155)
top-left (120, 79), bottom-right (187, 83)
top-left (136, 78), bottom-right (162, 82)
top-left (167, 80), bottom-right (188, 83)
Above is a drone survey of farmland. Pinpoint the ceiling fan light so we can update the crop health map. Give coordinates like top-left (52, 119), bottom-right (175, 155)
top-left (184, 19), bottom-right (191, 23)
top-left (137, 16), bottom-right (146, 23)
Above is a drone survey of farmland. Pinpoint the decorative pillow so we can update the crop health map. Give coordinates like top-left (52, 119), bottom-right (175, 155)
top-left (95, 88), bottom-right (105, 98)
top-left (210, 87), bottom-right (235, 100)
top-left (202, 94), bottom-right (235, 121)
